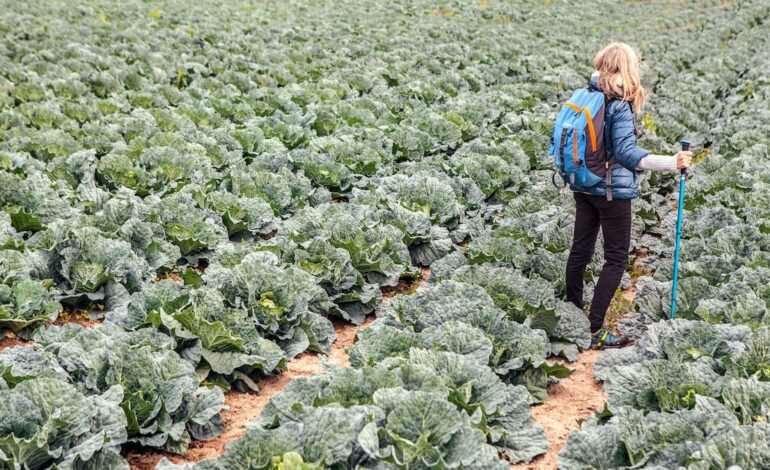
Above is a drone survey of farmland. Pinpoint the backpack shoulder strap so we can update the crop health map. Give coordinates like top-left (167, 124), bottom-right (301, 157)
top-left (604, 98), bottom-right (614, 163)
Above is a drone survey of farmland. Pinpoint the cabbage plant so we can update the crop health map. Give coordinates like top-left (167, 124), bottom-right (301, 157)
top-left (108, 280), bottom-right (287, 391)
top-left (28, 323), bottom-right (225, 454)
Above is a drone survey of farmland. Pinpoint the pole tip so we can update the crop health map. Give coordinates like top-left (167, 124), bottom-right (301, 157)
top-left (680, 140), bottom-right (690, 151)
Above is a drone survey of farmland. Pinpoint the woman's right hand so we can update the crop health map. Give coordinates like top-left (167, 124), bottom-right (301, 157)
top-left (675, 150), bottom-right (693, 169)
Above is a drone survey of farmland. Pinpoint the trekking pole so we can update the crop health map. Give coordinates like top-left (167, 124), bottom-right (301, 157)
top-left (669, 140), bottom-right (689, 320)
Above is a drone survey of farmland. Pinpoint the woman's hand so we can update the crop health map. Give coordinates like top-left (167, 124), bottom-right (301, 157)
top-left (675, 150), bottom-right (692, 170)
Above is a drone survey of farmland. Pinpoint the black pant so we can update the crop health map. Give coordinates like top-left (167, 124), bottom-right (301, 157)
top-left (566, 192), bottom-right (631, 332)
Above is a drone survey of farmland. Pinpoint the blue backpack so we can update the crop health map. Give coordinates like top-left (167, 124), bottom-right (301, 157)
top-left (549, 87), bottom-right (617, 200)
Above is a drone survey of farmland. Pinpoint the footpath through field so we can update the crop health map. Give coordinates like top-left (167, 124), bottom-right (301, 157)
top-left (511, 349), bottom-right (606, 470)
top-left (511, 250), bottom-right (645, 469)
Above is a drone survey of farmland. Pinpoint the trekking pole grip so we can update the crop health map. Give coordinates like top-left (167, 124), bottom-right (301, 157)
top-left (680, 140), bottom-right (690, 179)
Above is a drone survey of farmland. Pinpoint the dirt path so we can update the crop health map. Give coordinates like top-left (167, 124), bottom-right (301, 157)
top-left (126, 269), bottom-right (430, 469)
top-left (511, 349), bottom-right (606, 470)
top-left (512, 250), bottom-right (645, 469)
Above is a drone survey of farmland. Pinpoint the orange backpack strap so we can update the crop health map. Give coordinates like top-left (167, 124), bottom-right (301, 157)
top-left (565, 102), bottom-right (597, 152)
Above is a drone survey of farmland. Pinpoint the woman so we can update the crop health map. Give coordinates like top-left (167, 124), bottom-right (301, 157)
top-left (565, 42), bottom-right (692, 349)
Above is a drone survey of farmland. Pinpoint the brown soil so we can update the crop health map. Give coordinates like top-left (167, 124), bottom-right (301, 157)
top-left (382, 267), bottom-right (431, 300)
top-left (124, 272), bottom-right (421, 470)
top-left (328, 315), bottom-right (375, 368)
top-left (511, 349), bottom-right (607, 470)
top-left (52, 309), bottom-right (104, 329)
top-left (620, 249), bottom-right (651, 305)
top-left (621, 288), bottom-right (636, 302)
top-left (0, 331), bottom-right (31, 352)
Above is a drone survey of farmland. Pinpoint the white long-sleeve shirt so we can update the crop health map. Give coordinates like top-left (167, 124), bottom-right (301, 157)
top-left (637, 154), bottom-right (678, 172)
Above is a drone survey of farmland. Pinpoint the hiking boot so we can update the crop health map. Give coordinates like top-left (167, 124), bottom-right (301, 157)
top-left (591, 327), bottom-right (629, 349)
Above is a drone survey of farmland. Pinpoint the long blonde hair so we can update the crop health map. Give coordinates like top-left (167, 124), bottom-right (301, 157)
top-left (594, 42), bottom-right (647, 113)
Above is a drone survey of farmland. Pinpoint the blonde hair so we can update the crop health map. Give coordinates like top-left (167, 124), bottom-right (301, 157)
top-left (594, 42), bottom-right (647, 113)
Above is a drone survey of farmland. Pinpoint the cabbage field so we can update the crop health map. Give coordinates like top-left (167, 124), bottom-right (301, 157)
top-left (1, 0), bottom-right (769, 469)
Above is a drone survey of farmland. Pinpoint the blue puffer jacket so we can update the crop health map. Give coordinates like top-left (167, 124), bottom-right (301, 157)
top-left (570, 75), bottom-right (650, 200)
